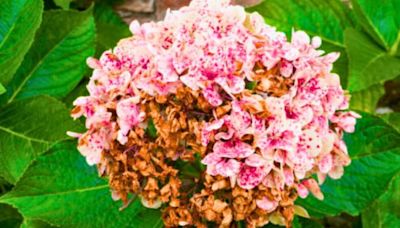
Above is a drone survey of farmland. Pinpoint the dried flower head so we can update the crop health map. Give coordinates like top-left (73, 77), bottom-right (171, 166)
top-left (69, 0), bottom-right (359, 227)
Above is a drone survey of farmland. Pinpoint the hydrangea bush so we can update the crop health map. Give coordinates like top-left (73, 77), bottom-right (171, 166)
top-left (69, 0), bottom-right (360, 226)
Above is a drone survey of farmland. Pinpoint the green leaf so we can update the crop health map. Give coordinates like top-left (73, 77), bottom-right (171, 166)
top-left (53, 0), bottom-right (72, 9)
top-left (0, 96), bottom-right (82, 184)
top-left (293, 217), bottom-right (323, 228)
top-left (297, 112), bottom-right (400, 216)
top-left (3, 8), bottom-right (95, 104)
top-left (350, 84), bottom-right (385, 113)
top-left (0, 0), bottom-right (43, 85)
top-left (146, 117), bottom-right (158, 139)
top-left (0, 141), bottom-right (163, 228)
top-left (380, 112), bottom-right (400, 132)
top-left (62, 79), bottom-right (89, 109)
top-left (362, 174), bottom-right (400, 228)
top-left (0, 83), bottom-right (5, 95)
top-left (0, 177), bottom-right (13, 196)
top-left (345, 28), bottom-right (400, 92)
top-left (94, 2), bottom-right (130, 56)
top-left (345, 28), bottom-right (400, 91)
top-left (245, 81), bottom-right (257, 90)
top-left (351, 0), bottom-right (400, 52)
top-left (247, 0), bottom-right (352, 47)
top-left (20, 219), bottom-right (57, 228)
top-left (0, 204), bottom-right (23, 228)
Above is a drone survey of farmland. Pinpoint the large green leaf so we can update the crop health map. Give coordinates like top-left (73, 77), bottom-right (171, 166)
top-left (297, 112), bottom-right (400, 216)
top-left (345, 28), bottom-right (400, 92)
top-left (351, 0), bottom-right (400, 53)
top-left (3, 8), bottom-right (95, 104)
top-left (380, 112), bottom-right (400, 132)
top-left (350, 84), bottom-right (385, 113)
top-left (247, 0), bottom-right (352, 47)
top-left (0, 0), bottom-right (43, 85)
top-left (362, 174), bottom-right (400, 228)
top-left (0, 141), bottom-right (163, 228)
top-left (94, 2), bottom-right (130, 56)
top-left (0, 96), bottom-right (82, 184)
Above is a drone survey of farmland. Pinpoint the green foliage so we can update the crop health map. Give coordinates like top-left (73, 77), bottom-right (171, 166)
top-left (0, 84), bottom-right (5, 95)
top-left (62, 79), bottom-right (89, 108)
top-left (0, 204), bottom-right (22, 228)
top-left (293, 217), bottom-right (323, 228)
top-left (94, 2), bottom-right (131, 56)
top-left (351, 0), bottom-right (400, 53)
top-left (247, 0), bottom-right (352, 46)
top-left (0, 0), bottom-right (43, 85)
top-left (53, 0), bottom-right (73, 9)
top-left (345, 28), bottom-right (400, 92)
top-left (0, 141), bottom-right (163, 228)
top-left (2, 8), bottom-right (95, 104)
top-left (380, 112), bottom-right (400, 132)
top-left (345, 1), bottom-right (400, 112)
top-left (0, 96), bottom-right (83, 184)
top-left (20, 219), bottom-right (56, 228)
top-left (245, 81), bottom-right (257, 90)
top-left (146, 117), bottom-right (158, 139)
top-left (350, 84), bottom-right (385, 113)
top-left (362, 174), bottom-right (400, 228)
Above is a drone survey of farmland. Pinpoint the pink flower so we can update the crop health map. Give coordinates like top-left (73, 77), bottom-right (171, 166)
top-left (215, 75), bottom-right (245, 95)
top-left (201, 118), bottom-right (225, 146)
top-left (256, 197), bottom-right (278, 212)
top-left (213, 139), bottom-right (254, 159)
top-left (203, 84), bottom-right (223, 107)
top-left (302, 179), bottom-right (324, 200)
top-left (299, 128), bottom-right (322, 157)
top-left (216, 159), bottom-right (241, 177)
top-left (116, 97), bottom-right (146, 144)
top-left (70, 0), bottom-right (358, 206)
top-left (202, 153), bottom-right (240, 177)
top-left (71, 96), bottom-right (96, 119)
top-left (330, 111), bottom-right (361, 133)
top-left (283, 167), bottom-right (295, 186)
top-left (288, 149), bottom-right (314, 179)
top-left (77, 128), bottom-right (112, 166)
top-left (85, 107), bottom-right (111, 129)
top-left (245, 153), bottom-right (272, 169)
top-left (237, 165), bottom-right (266, 189)
top-left (228, 101), bottom-right (252, 136)
top-left (296, 183), bottom-right (309, 198)
top-left (280, 60), bottom-right (294, 77)
top-left (318, 153), bottom-right (333, 173)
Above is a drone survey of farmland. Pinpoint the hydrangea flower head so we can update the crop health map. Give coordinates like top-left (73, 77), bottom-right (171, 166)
top-left (69, 0), bottom-right (359, 226)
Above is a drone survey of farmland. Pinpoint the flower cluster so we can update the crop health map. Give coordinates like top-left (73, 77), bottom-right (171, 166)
top-left (69, 0), bottom-right (359, 227)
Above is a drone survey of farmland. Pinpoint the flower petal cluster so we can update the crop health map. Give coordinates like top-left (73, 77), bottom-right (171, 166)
top-left (69, 0), bottom-right (359, 226)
